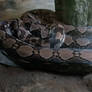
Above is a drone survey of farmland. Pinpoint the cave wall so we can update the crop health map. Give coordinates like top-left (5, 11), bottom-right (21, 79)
top-left (88, 0), bottom-right (92, 25)
top-left (55, 0), bottom-right (92, 26)
top-left (0, 0), bottom-right (55, 20)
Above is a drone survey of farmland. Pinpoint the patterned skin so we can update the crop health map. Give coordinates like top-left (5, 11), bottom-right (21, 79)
top-left (0, 9), bottom-right (92, 75)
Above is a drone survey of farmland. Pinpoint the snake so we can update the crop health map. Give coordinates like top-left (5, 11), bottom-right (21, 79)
top-left (0, 9), bottom-right (92, 75)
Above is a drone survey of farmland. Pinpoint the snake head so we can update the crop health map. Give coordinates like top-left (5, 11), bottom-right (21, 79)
top-left (49, 24), bottom-right (65, 50)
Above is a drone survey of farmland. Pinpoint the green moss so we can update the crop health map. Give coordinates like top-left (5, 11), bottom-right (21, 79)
top-left (55, 0), bottom-right (92, 26)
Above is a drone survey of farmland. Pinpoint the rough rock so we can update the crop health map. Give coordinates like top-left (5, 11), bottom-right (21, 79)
top-left (0, 0), bottom-right (55, 20)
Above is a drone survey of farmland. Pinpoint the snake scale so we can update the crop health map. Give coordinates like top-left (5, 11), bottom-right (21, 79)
top-left (0, 9), bottom-right (92, 75)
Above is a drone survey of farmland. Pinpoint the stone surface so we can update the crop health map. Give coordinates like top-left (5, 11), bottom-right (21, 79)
top-left (0, 0), bottom-right (55, 20)
top-left (0, 64), bottom-right (90, 92)
top-left (55, 0), bottom-right (91, 26)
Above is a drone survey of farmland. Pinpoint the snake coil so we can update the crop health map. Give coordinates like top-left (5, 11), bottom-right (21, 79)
top-left (0, 9), bottom-right (92, 75)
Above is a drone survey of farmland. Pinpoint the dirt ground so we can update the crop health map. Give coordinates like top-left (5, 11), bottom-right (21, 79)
top-left (0, 65), bottom-right (91, 92)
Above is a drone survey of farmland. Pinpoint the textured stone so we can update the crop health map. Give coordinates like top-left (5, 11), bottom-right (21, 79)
top-left (0, 0), bottom-right (55, 21)
top-left (55, 0), bottom-right (89, 26)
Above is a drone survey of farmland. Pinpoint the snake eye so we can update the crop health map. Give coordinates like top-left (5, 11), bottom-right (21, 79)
top-left (49, 25), bottom-right (65, 50)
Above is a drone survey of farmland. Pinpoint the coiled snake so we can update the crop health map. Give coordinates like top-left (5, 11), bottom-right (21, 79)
top-left (0, 9), bottom-right (92, 75)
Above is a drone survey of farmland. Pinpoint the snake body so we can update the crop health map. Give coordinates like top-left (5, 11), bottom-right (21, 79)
top-left (0, 9), bottom-right (92, 75)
